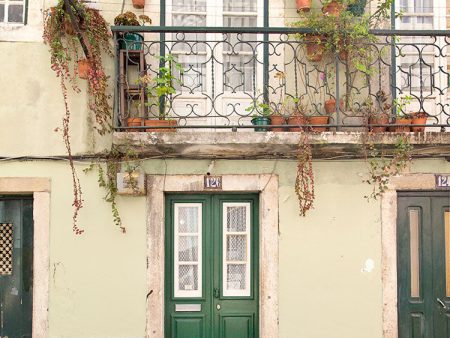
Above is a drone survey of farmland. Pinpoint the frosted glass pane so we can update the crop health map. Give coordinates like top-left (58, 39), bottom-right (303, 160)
top-left (226, 206), bottom-right (246, 232)
top-left (178, 236), bottom-right (198, 262)
top-left (173, 13), bottom-right (206, 27)
top-left (178, 207), bottom-right (198, 233)
top-left (226, 235), bottom-right (247, 261)
top-left (409, 209), bottom-right (420, 298)
top-left (8, 4), bottom-right (23, 23)
top-left (173, 0), bottom-right (206, 12)
top-left (224, 0), bottom-right (256, 12)
top-left (0, 4), bottom-right (4, 22)
top-left (227, 264), bottom-right (246, 290)
top-left (179, 265), bottom-right (198, 291)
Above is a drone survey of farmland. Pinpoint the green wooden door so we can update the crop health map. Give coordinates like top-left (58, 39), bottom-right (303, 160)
top-left (165, 194), bottom-right (259, 338)
top-left (398, 192), bottom-right (450, 338)
top-left (0, 196), bottom-right (33, 338)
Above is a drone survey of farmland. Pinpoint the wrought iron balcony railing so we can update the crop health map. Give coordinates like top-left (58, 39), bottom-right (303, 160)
top-left (112, 26), bottom-right (450, 132)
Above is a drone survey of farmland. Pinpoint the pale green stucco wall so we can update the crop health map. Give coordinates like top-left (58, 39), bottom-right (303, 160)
top-left (0, 157), bottom-right (448, 337)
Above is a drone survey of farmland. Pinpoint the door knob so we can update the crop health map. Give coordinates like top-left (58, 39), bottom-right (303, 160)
top-left (437, 298), bottom-right (447, 309)
top-left (216, 304), bottom-right (221, 310)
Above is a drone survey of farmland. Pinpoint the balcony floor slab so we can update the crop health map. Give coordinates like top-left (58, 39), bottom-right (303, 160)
top-left (113, 131), bottom-right (450, 160)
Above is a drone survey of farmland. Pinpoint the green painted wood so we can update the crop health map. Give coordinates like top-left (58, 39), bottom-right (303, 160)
top-left (431, 197), bottom-right (450, 337)
top-left (0, 197), bottom-right (33, 338)
top-left (398, 193), bottom-right (450, 338)
top-left (165, 194), bottom-right (258, 338)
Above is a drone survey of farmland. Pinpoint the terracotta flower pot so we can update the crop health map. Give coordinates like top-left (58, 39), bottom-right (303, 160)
top-left (144, 119), bottom-right (177, 132)
top-left (392, 118), bottom-right (411, 133)
top-left (324, 99), bottom-right (336, 114)
top-left (305, 35), bottom-right (324, 62)
top-left (287, 115), bottom-right (307, 132)
top-left (127, 117), bottom-right (143, 132)
top-left (369, 114), bottom-right (389, 133)
top-left (308, 116), bottom-right (329, 132)
top-left (269, 115), bottom-right (286, 132)
top-left (77, 59), bottom-right (90, 80)
top-left (132, 0), bottom-right (145, 9)
top-left (296, 0), bottom-right (312, 12)
top-left (322, 1), bottom-right (344, 16)
top-left (410, 113), bottom-right (428, 133)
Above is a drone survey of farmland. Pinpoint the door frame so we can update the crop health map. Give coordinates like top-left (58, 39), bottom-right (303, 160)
top-left (0, 177), bottom-right (50, 338)
top-left (381, 173), bottom-right (449, 338)
top-left (146, 174), bottom-right (279, 338)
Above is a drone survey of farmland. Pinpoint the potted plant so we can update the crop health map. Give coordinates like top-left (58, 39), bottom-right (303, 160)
top-left (296, 0), bottom-right (312, 12)
top-left (247, 100), bottom-right (272, 132)
top-left (392, 95), bottom-right (412, 132)
top-left (410, 111), bottom-right (428, 133)
top-left (144, 54), bottom-right (182, 132)
top-left (113, 12), bottom-right (151, 51)
top-left (287, 99), bottom-right (307, 132)
top-left (308, 112), bottom-right (329, 132)
top-left (292, 3), bottom-right (381, 71)
top-left (132, 0), bottom-right (145, 9)
top-left (322, 0), bottom-right (346, 16)
top-left (367, 91), bottom-right (391, 132)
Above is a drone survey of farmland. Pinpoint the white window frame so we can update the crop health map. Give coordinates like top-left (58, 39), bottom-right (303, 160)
top-left (173, 203), bottom-right (202, 298)
top-left (0, 0), bottom-right (26, 25)
top-left (222, 202), bottom-right (251, 297)
top-left (395, 0), bottom-right (447, 125)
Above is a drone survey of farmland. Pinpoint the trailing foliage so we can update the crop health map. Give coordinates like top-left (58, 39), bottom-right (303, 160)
top-left (295, 134), bottom-right (315, 216)
top-left (364, 137), bottom-right (413, 200)
top-left (43, 0), bottom-right (112, 233)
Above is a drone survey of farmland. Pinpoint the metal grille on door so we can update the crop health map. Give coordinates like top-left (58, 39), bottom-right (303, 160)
top-left (0, 223), bottom-right (13, 275)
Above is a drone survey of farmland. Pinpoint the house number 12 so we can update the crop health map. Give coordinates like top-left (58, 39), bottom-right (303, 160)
top-left (204, 175), bottom-right (222, 190)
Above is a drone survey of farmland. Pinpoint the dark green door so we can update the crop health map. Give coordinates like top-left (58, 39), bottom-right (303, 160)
top-left (165, 194), bottom-right (259, 338)
top-left (398, 192), bottom-right (450, 338)
top-left (0, 196), bottom-right (33, 338)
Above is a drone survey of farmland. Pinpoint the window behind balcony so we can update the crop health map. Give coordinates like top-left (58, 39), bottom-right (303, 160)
top-left (0, 0), bottom-right (25, 24)
top-left (165, 0), bottom-right (262, 127)
top-left (396, 0), bottom-right (448, 122)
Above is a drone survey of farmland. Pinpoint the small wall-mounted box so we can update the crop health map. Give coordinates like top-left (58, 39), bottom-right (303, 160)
top-left (117, 171), bottom-right (146, 195)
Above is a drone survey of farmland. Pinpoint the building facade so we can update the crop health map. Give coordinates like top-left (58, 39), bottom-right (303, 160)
top-left (0, 0), bottom-right (449, 337)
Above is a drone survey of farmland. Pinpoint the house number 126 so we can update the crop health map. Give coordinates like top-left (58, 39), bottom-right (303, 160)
top-left (204, 176), bottom-right (222, 190)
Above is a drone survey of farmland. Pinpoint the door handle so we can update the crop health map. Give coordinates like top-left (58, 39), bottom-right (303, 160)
top-left (437, 298), bottom-right (447, 309)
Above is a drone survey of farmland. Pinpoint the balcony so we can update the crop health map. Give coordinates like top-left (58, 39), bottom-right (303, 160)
top-left (111, 27), bottom-right (450, 159)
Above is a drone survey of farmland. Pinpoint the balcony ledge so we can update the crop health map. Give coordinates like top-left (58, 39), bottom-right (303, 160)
top-left (113, 131), bottom-right (450, 160)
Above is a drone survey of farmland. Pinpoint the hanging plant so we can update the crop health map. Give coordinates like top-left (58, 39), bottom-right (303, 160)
top-left (295, 134), bottom-right (315, 216)
top-left (43, 0), bottom-right (112, 234)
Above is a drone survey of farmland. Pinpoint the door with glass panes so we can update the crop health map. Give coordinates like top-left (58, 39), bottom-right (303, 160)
top-left (166, 0), bottom-right (262, 128)
top-left (397, 192), bottom-right (450, 337)
top-left (165, 194), bottom-right (259, 338)
top-left (0, 196), bottom-right (33, 338)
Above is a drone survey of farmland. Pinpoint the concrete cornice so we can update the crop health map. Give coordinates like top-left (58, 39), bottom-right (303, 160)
top-left (113, 131), bottom-right (450, 160)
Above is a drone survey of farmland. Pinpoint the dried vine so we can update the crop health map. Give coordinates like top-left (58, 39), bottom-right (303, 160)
top-left (295, 133), bottom-right (315, 216)
top-left (363, 136), bottom-right (413, 200)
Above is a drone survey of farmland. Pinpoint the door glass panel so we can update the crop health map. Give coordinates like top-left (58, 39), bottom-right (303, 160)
top-left (223, 203), bottom-right (251, 297)
top-left (445, 211), bottom-right (450, 297)
top-left (0, 223), bottom-right (13, 275)
top-left (409, 209), bottom-right (421, 298)
top-left (174, 204), bottom-right (202, 298)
